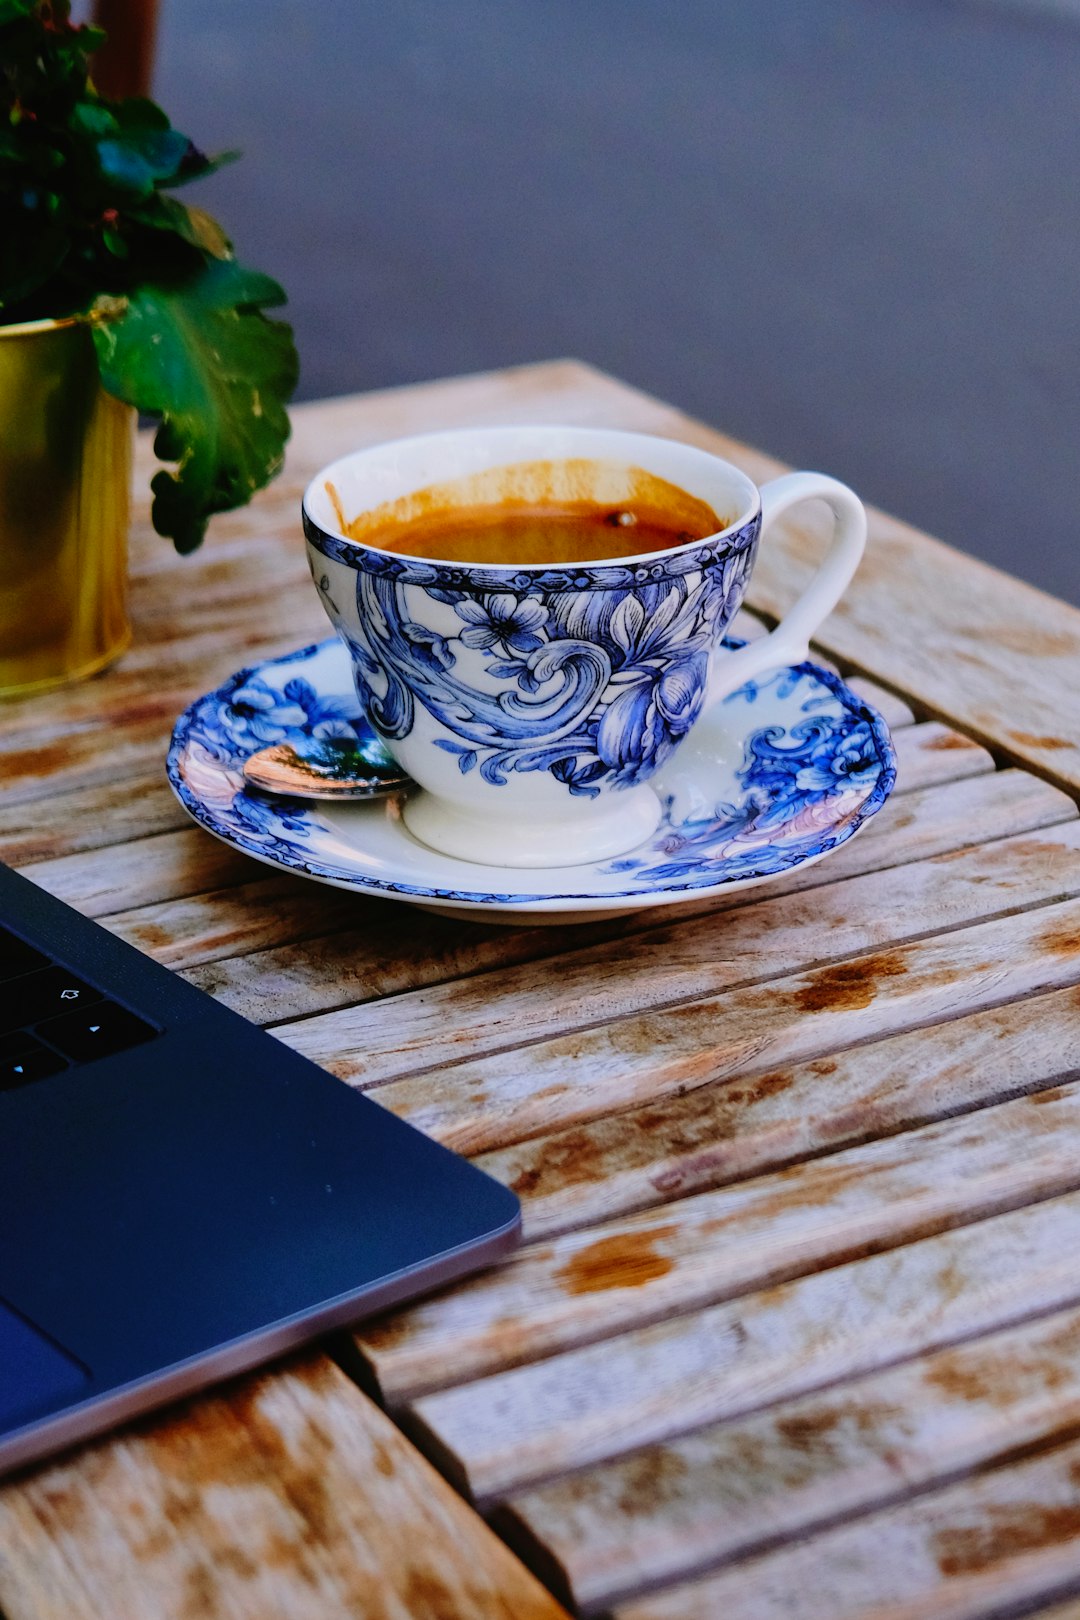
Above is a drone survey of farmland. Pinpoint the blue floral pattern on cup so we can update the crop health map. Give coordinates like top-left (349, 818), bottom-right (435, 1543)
top-left (315, 535), bottom-right (757, 798)
top-left (167, 638), bottom-right (896, 908)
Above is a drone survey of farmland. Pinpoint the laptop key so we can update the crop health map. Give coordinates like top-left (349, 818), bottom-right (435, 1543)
top-left (0, 929), bottom-right (48, 984)
top-left (1, 1041), bottom-right (68, 1090)
top-left (36, 1001), bottom-right (158, 1064)
top-left (0, 1031), bottom-right (38, 1061)
top-left (0, 967), bottom-right (103, 1037)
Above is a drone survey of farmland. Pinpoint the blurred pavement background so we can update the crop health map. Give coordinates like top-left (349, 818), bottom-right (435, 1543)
top-left (156, 1), bottom-right (1080, 601)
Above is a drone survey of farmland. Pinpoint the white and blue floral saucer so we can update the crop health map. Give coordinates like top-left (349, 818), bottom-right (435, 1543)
top-left (167, 638), bottom-right (896, 924)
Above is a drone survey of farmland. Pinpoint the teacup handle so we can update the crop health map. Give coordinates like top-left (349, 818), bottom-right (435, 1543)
top-left (706, 471), bottom-right (867, 706)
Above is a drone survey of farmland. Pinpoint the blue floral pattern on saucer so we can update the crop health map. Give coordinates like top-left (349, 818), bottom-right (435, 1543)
top-left (167, 638), bottom-right (896, 917)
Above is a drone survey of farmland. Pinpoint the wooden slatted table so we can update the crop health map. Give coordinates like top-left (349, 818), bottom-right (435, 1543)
top-left (3, 359), bottom-right (1080, 1619)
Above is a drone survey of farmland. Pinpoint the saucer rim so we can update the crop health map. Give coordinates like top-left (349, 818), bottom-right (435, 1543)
top-left (166, 638), bottom-right (897, 913)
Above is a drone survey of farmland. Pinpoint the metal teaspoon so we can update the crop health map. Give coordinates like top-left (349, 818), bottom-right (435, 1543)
top-left (242, 732), bottom-right (411, 800)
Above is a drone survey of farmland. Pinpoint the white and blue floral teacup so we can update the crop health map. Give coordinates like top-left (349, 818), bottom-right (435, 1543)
top-left (302, 426), bottom-right (866, 867)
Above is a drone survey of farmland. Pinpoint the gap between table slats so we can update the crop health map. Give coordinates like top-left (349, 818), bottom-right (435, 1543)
top-left (497, 1300), bottom-right (1080, 1614)
top-left (0, 1356), bottom-right (569, 1620)
top-left (357, 893), bottom-right (1080, 1157)
top-left (401, 1185), bottom-right (1080, 1504)
top-left (126, 764), bottom-right (1073, 985)
top-left (612, 1428), bottom-right (1080, 1620)
top-left (273, 820), bottom-right (1080, 1089)
top-left (353, 1079), bottom-right (1080, 1405)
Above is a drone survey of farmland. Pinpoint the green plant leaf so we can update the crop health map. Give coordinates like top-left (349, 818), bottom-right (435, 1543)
top-left (0, 0), bottom-right (37, 23)
top-left (95, 127), bottom-right (192, 196)
top-left (129, 195), bottom-right (232, 257)
top-left (90, 258), bottom-right (298, 552)
top-left (175, 202), bottom-right (232, 256)
top-left (167, 147), bottom-right (240, 186)
top-left (110, 96), bottom-right (170, 132)
top-left (70, 102), bottom-right (119, 139)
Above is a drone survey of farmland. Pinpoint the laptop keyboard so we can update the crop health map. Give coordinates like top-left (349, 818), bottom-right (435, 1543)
top-left (0, 926), bottom-right (159, 1090)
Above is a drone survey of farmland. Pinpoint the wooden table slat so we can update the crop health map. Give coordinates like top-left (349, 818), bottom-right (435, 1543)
top-left (889, 722), bottom-right (992, 790)
top-left (277, 821), bottom-right (1080, 1090)
top-left (503, 1301), bottom-right (1080, 1613)
top-left (14, 829), bottom-right (253, 919)
top-left (358, 1079), bottom-right (1080, 1404)
top-left (407, 1186), bottom-right (1080, 1502)
top-left (0, 1357), bottom-right (568, 1620)
top-left (613, 1430), bottom-right (1080, 1620)
top-left (478, 982), bottom-right (1080, 1240)
top-left (101, 873), bottom-right (368, 972)
top-left (366, 894), bottom-right (1080, 1156)
top-left (0, 771), bottom-right (188, 866)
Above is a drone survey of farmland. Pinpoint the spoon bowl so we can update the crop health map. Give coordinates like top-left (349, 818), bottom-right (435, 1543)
top-left (242, 731), bottom-right (411, 800)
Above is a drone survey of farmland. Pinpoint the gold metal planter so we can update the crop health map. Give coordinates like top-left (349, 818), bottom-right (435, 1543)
top-left (0, 315), bottom-right (133, 698)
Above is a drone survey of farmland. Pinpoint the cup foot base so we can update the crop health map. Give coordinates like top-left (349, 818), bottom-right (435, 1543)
top-left (401, 787), bottom-right (663, 868)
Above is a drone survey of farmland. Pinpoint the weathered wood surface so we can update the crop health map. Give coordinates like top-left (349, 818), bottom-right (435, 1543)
top-left (370, 1080), bottom-right (1080, 1407)
top-left (0, 770), bottom-right (188, 865)
top-left (5, 361), bottom-right (1080, 1617)
top-left (180, 767), bottom-right (1075, 1016)
top-left (356, 1080), bottom-right (1080, 1403)
top-left (613, 1431), bottom-right (1080, 1620)
top-left (407, 1188), bottom-right (1080, 1501)
top-left (14, 828), bottom-right (253, 918)
top-left (279, 821), bottom-right (1080, 1090)
top-left (356, 896), bottom-right (1080, 1155)
top-left (501, 1303), bottom-right (1080, 1613)
top-left (479, 984), bottom-right (1080, 1239)
top-left (0, 1357), bottom-right (568, 1620)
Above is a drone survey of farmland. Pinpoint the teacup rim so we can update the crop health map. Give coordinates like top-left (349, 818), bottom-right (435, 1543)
top-left (301, 425), bottom-right (762, 581)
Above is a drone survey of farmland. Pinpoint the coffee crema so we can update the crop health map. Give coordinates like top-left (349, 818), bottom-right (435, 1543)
top-left (324, 459), bottom-right (729, 567)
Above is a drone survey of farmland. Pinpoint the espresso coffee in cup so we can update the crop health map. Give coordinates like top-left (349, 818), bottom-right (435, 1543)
top-left (303, 427), bottom-right (866, 868)
top-left (322, 461), bottom-right (728, 567)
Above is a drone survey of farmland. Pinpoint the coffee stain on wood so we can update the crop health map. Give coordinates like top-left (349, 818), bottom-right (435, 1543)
top-left (794, 950), bottom-right (910, 1014)
top-left (1039, 916), bottom-right (1080, 958)
top-left (611, 1447), bottom-right (691, 1517)
top-left (926, 1350), bottom-right (1067, 1408)
top-left (934, 1500), bottom-right (1080, 1576)
top-left (925, 1313), bottom-right (1080, 1409)
top-left (732, 1158), bottom-right (871, 1224)
top-left (510, 1129), bottom-right (606, 1199)
top-left (556, 1227), bottom-right (677, 1295)
top-left (503, 1068), bottom-right (800, 1205)
top-left (1011, 732), bottom-right (1074, 751)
